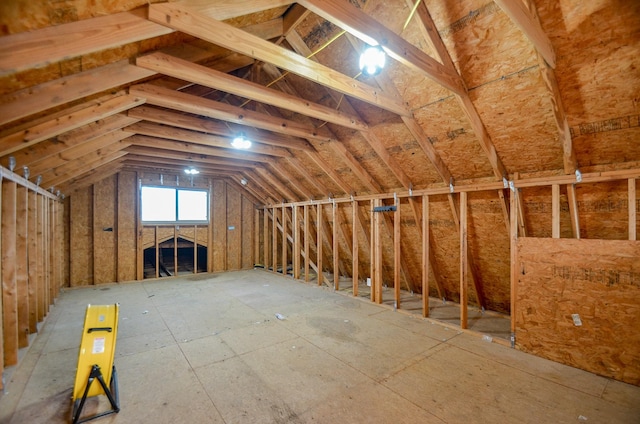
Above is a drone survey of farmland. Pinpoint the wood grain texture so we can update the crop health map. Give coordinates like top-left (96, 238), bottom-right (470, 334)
top-left (516, 237), bottom-right (640, 385)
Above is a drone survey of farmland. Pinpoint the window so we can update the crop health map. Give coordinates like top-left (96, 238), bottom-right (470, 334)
top-left (141, 186), bottom-right (208, 223)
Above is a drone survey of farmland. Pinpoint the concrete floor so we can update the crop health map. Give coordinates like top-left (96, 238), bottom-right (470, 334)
top-left (1, 270), bottom-right (638, 424)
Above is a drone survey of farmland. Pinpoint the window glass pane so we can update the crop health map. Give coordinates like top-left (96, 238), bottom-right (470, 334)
top-left (178, 189), bottom-right (208, 221)
top-left (141, 187), bottom-right (176, 222)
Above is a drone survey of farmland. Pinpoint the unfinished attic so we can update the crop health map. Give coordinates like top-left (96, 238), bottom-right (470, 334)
top-left (0, 0), bottom-right (639, 422)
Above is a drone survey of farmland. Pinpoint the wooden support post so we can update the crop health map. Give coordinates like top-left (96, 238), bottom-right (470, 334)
top-left (459, 191), bottom-right (468, 329)
top-left (394, 198), bottom-right (401, 310)
top-left (44, 198), bottom-right (50, 311)
top-left (370, 199), bottom-right (376, 303)
top-left (263, 208), bottom-right (269, 269)
top-left (630, 178), bottom-right (636, 241)
top-left (272, 207), bottom-right (277, 273)
top-left (373, 199), bottom-right (383, 304)
top-left (316, 203), bottom-right (323, 286)
top-left (567, 184), bottom-right (580, 238)
top-left (28, 191), bottom-right (38, 333)
top-left (352, 200), bottom-right (359, 296)
top-left (16, 185), bottom-right (29, 348)
top-left (194, 225), bottom-right (198, 274)
top-left (333, 201), bottom-right (339, 290)
top-left (254, 209), bottom-right (260, 267)
top-left (36, 194), bottom-right (45, 322)
top-left (173, 226), bottom-right (178, 276)
top-left (2, 179), bottom-right (18, 365)
top-left (552, 184), bottom-right (560, 238)
top-left (136, 174), bottom-right (144, 279)
top-left (293, 206), bottom-right (301, 279)
top-left (422, 195), bottom-right (430, 317)
top-left (304, 205), bottom-right (310, 282)
top-left (510, 187), bottom-right (519, 346)
top-left (154, 226), bottom-right (159, 278)
top-left (282, 205), bottom-right (287, 275)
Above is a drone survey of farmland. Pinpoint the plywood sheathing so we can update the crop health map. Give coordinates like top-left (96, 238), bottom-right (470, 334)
top-left (536, 1), bottom-right (640, 171)
top-left (516, 237), bottom-right (640, 386)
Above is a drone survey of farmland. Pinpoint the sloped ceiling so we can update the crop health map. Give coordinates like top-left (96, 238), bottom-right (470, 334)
top-left (0, 0), bottom-right (638, 205)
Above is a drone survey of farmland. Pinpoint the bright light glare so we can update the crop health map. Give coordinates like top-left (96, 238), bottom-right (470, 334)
top-left (141, 187), bottom-right (176, 222)
top-left (231, 135), bottom-right (252, 149)
top-left (184, 168), bottom-right (199, 175)
top-left (359, 45), bottom-right (386, 76)
top-left (177, 190), bottom-right (208, 221)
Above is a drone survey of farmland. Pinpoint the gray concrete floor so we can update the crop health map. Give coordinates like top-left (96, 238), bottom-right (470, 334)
top-left (1, 269), bottom-right (638, 423)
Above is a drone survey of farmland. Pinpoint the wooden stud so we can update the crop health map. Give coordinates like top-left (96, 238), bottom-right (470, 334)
top-left (27, 191), bottom-right (38, 333)
top-left (333, 202), bottom-right (339, 290)
top-left (263, 208), bottom-right (269, 269)
top-left (370, 199), bottom-right (376, 303)
top-left (36, 194), bottom-right (45, 322)
top-left (460, 191), bottom-right (468, 330)
top-left (567, 184), bottom-right (580, 238)
top-left (510, 187), bottom-right (519, 340)
top-left (282, 205), bottom-right (287, 275)
top-left (0, 176), bottom-right (3, 388)
top-left (16, 185), bottom-right (29, 348)
top-left (304, 205), bottom-right (310, 282)
top-left (352, 200), bottom-right (359, 297)
top-left (255, 209), bottom-right (261, 267)
top-left (316, 204), bottom-right (323, 286)
top-left (293, 206), bottom-right (301, 279)
top-left (2, 179), bottom-right (18, 365)
top-left (394, 198), bottom-right (401, 310)
top-left (174, 226), bottom-right (178, 276)
top-left (422, 195), bottom-right (430, 317)
top-left (272, 207), bottom-right (278, 273)
top-left (630, 178), bottom-right (637, 241)
top-left (374, 200), bottom-right (383, 304)
top-left (552, 184), bottom-right (560, 238)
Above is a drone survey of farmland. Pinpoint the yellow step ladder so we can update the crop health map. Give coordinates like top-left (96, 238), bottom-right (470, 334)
top-left (71, 304), bottom-right (120, 424)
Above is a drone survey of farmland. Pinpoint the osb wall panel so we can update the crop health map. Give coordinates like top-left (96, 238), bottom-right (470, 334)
top-left (516, 237), bottom-right (640, 386)
top-left (226, 188), bottom-right (242, 270)
top-left (242, 197), bottom-right (254, 269)
top-left (93, 175), bottom-right (116, 284)
top-left (69, 186), bottom-right (92, 286)
top-left (428, 195), bottom-right (462, 301)
top-left (574, 180), bottom-right (631, 240)
top-left (468, 191), bottom-right (511, 313)
top-left (211, 180), bottom-right (227, 272)
top-left (117, 172), bottom-right (137, 282)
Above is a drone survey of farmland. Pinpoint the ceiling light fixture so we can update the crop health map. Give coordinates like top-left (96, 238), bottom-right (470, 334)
top-left (240, 178), bottom-right (248, 186)
top-left (231, 133), bottom-right (252, 149)
top-left (359, 44), bottom-right (386, 76)
top-left (184, 167), bottom-right (199, 175)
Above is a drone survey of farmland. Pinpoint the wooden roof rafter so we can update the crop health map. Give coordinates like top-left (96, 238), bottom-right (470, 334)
top-left (147, 2), bottom-right (412, 118)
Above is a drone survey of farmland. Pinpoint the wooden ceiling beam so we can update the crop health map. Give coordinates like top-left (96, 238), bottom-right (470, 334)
top-left (266, 161), bottom-right (314, 200)
top-left (122, 152), bottom-right (255, 173)
top-left (127, 120), bottom-right (291, 158)
top-left (148, 2), bottom-right (411, 117)
top-left (299, 0), bottom-right (465, 96)
top-left (182, 0), bottom-right (294, 20)
top-left (255, 166), bottom-right (299, 202)
top-left (136, 52), bottom-right (368, 131)
top-left (260, 60), bottom-right (383, 194)
top-left (126, 137), bottom-right (267, 166)
top-left (0, 8), bottom-right (172, 75)
top-left (129, 83), bottom-right (333, 143)
top-left (0, 93), bottom-right (145, 158)
top-left (5, 114), bottom-right (137, 167)
top-left (43, 149), bottom-right (129, 189)
top-left (494, 0), bottom-right (556, 68)
top-left (128, 105), bottom-right (312, 151)
top-left (304, 151), bottom-right (352, 196)
top-left (28, 130), bottom-right (133, 176)
top-left (241, 170), bottom-right (281, 204)
top-left (283, 157), bottom-right (328, 197)
top-left (61, 160), bottom-right (126, 194)
top-left (0, 60), bottom-right (153, 127)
